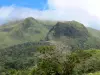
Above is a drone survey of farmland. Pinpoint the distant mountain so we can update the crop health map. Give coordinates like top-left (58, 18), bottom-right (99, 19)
top-left (46, 21), bottom-right (100, 50)
top-left (0, 17), bottom-right (56, 48)
top-left (0, 17), bottom-right (100, 50)
top-left (46, 21), bottom-right (89, 39)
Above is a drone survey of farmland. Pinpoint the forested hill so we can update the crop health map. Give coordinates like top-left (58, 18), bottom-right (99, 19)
top-left (0, 17), bottom-right (56, 48)
top-left (46, 21), bottom-right (100, 50)
top-left (0, 17), bottom-right (100, 50)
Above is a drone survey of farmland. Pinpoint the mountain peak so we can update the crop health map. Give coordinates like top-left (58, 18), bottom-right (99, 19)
top-left (25, 17), bottom-right (36, 20)
top-left (21, 17), bottom-right (38, 29)
top-left (46, 21), bottom-right (90, 50)
top-left (47, 21), bottom-right (89, 39)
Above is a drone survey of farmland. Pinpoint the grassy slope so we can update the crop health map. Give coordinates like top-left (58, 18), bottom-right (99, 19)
top-left (0, 18), bottom-right (56, 48)
top-left (0, 18), bottom-right (100, 49)
top-left (86, 49), bottom-right (100, 58)
top-left (88, 72), bottom-right (100, 75)
top-left (87, 27), bottom-right (100, 39)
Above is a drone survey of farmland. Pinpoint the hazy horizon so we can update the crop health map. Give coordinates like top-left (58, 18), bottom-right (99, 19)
top-left (0, 0), bottom-right (100, 29)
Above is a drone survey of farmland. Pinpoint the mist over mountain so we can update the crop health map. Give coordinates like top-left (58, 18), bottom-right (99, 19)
top-left (0, 17), bottom-right (100, 50)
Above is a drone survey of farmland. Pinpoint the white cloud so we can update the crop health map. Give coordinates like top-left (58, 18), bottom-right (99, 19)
top-left (0, 5), bottom-right (14, 19)
top-left (47, 0), bottom-right (100, 29)
top-left (87, 0), bottom-right (100, 17)
top-left (48, 0), bottom-right (100, 17)
top-left (0, 0), bottom-right (100, 29)
top-left (48, 0), bottom-right (87, 10)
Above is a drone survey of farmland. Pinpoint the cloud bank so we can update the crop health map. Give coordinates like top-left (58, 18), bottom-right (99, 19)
top-left (0, 0), bottom-right (100, 29)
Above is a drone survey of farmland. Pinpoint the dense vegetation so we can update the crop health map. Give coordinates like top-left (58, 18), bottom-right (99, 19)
top-left (0, 44), bottom-right (100, 75)
top-left (0, 17), bottom-right (100, 75)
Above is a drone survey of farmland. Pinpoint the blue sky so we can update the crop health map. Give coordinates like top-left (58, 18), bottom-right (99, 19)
top-left (0, 0), bottom-right (48, 10)
top-left (0, 0), bottom-right (100, 29)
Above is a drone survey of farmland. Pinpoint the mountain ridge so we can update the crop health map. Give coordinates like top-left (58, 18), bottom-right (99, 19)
top-left (46, 21), bottom-right (100, 50)
top-left (0, 17), bottom-right (100, 50)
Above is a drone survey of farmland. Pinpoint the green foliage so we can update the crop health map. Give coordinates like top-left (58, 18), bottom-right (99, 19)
top-left (0, 42), bottom-right (38, 74)
top-left (88, 71), bottom-right (100, 75)
top-left (29, 46), bottom-right (98, 75)
top-left (0, 43), bottom-right (100, 75)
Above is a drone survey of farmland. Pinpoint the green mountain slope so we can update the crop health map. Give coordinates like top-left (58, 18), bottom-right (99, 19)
top-left (0, 17), bottom-right (100, 50)
top-left (46, 21), bottom-right (100, 50)
top-left (0, 18), bottom-right (100, 74)
top-left (46, 21), bottom-right (89, 39)
top-left (0, 17), bottom-right (54, 48)
top-left (87, 27), bottom-right (100, 39)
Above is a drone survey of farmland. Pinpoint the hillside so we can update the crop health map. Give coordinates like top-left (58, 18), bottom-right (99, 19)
top-left (46, 21), bottom-right (89, 39)
top-left (87, 27), bottom-right (100, 39)
top-left (0, 17), bottom-right (100, 50)
top-left (0, 42), bottom-right (100, 75)
top-left (0, 18), bottom-right (100, 74)
top-left (46, 21), bottom-right (100, 50)
top-left (0, 17), bottom-right (55, 48)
